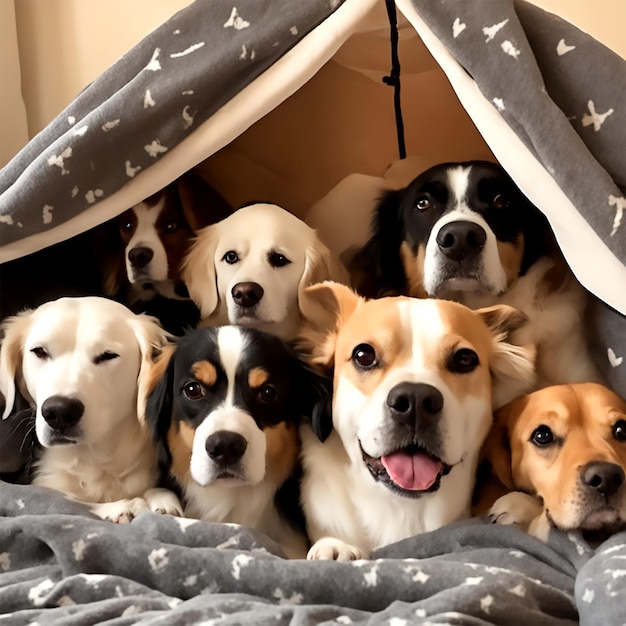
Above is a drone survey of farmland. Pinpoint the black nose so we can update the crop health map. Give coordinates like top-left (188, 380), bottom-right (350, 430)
top-left (128, 246), bottom-right (154, 269)
top-left (206, 431), bottom-right (248, 466)
top-left (436, 220), bottom-right (486, 262)
top-left (41, 396), bottom-right (84, 431)
top-left (581, 462), bottom-right (625, 496)
top-left (231, 282), bottom-right (264, 308)
top-left (386, 382), bottom-right (444, 427)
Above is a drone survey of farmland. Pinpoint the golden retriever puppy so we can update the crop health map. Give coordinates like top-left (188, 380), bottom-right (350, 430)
top-left (0, 296), bottom-right (182, 522)
top-left (182, 203), bottom-right (350, 340)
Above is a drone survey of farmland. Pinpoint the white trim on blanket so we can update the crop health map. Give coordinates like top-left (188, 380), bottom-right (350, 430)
top-left (0, 0), bottom-right (378, 265)
top-left (396, 0), bottom-right (626, 315)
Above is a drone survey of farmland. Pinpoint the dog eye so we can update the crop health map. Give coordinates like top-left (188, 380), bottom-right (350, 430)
top-left (183, 382), bottom-right (204, 401)
top-left (257, 384), bottom-right (279, 404)
top-left (222, 251), bottom-right (239, 264)
top-left (165, 221), bottom-right (178, 233)
top-left (352, 344), bottom-right (377, 369)
top-left (613, 420), bottom-right (626, 442)
top-left (93, 351), bottom-right (120, 364)
top-left (492, 194), bottom-right (510, 209)
top-left (531, 425), bottom-right (554, 447)
top-left (415, 197), bottom-right (431, 211)
top-left (448, 348), bottom-right (479, 373)
top-left (268, 252), bottom-right (291, 268)
top-left (30, 346), bottom-right (49, 360)
top-left (121, 220), bottom-right (134, 233)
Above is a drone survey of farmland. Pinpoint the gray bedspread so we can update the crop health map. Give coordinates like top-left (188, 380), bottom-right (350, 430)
top-left (1, 480), bottom-right (624, 625)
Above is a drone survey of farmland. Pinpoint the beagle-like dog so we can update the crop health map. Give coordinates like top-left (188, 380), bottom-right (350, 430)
top-left (483, 382), bottom-right (626, 542)
top-left (297, 281), bottom-right (536, 560)
top-left (0, 296), bottom-right (182, 522)
top-left (182, 203), bottom-right (350, 341)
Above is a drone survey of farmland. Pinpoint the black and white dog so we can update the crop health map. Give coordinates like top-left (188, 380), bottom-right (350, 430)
top-left (144, 325), bottom-right (330, 558)
top-left (353, 160), bottom-right (601, 387)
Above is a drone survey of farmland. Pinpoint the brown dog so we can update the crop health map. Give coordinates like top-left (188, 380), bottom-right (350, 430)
top-left (480, 382), bottom-right (626, 542)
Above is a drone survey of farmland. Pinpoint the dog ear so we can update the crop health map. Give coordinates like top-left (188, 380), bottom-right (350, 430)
top-left (299, 236), bottom-right (351, 301)
top-left (350, 189), bottom-right (407, 297)
top-left (0, 311), bottom-right (35, 421)
top-left (476, 304), bottom-right (537, 409)
top-left (131, 314), bottom-right (172, 422)
top-left (177, 172), bottom-right (233, 232)
top-left (297, 281), bottom-right (362, 370)
top-left (181, 224), bottom-right (221, 319)
top-left (144, 343), bottom-right (177, 467)
top-left (295, 355), bottom-right (334, 442)
top-left (481, 401), bottom-right (520, 491)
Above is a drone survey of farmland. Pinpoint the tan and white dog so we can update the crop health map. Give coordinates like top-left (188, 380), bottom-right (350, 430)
top-left (483, 382), bottom-right (626, 542)
top-left (0, 296), bottom-right (182, 522)
top-left (182, 203), bottom-right (350, 341)
top-left (297, 281), bottom-right (536, 560)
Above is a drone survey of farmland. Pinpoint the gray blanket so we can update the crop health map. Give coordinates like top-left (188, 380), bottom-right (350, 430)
top-left (1, 480), bottom-right (624, 625)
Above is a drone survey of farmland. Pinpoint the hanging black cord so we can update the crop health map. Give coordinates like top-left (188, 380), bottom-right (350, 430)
top-left (382, 0), bottom-right (406, 159)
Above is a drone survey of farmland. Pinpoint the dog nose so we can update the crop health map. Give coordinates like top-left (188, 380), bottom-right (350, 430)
top-left (206, 431), bottom-right (248, 466)
top-left (128, 246), bottom-right (154, 269)
top-left (41, 396), bottom-right (84, 431)
top-left (436, 221), bottom-right (486, 261)
top-left (232, 282), bottom-right (264, 308)
top-left (386, 382), bottom-right (444, 427)
top-left (581, 461), bottom-right (625, 496)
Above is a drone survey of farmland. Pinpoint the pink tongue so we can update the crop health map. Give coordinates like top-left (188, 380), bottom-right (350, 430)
top-left (381, 450), bottom-right (443, 491)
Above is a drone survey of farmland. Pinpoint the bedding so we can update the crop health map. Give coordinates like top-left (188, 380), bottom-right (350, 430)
top-left (1, 0), bottom-right (625, 624)
top-left (1, 479), bottom-right (624, 625)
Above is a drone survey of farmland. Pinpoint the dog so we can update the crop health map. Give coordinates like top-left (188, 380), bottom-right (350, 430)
top-left (95, 172), bottom-right (232, 334)
top-left (352, 160), bottom-right (601, 388)
top-left (297, 281), bottom-right (536, 560)
top-left (144, 325), bottom-right (330, 559)
top-left (480, 382), bottom-right (626, 543)
top-left (0, 296), bottom-right (182, 522)
top-left (181, 203), bottom-right (350, 341)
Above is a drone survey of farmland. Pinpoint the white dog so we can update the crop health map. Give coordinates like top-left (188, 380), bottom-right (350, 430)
top-left (182, 203), bottom-right (350, 340)
top-left (0, 296), bottom-right (182, 522)
top-left (298, 281), bottom-right (536, 560)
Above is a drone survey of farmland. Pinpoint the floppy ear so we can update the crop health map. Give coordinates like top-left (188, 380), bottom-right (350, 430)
top-left (130, 314), bottom-right (172, 422)
top-left (476, 304), bottom-right (537, 410)
top-left (0, 311), bottom-right (35, 420)
top-left (143, 343), bottom-right (178, 468)
top-left (181, 224), bottom-right (220, 319)
top-left (298, 236), bottom-right (351, 306)
top-left (294, 354), bottom-right (334, 442)
top-left (177, 172), bottom-right (233, 232)
top-left (297, 281), bottom-right (363, 371)
top-left (481, 401), bottom-right (519, 491)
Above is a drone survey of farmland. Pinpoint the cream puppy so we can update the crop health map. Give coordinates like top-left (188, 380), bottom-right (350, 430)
top-left (298, 282), bottom-right (536, 560)
top-left (182, 203), bottom-right (349, 341)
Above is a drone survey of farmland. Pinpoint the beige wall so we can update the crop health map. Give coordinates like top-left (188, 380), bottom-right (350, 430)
top-left (3, 0), bottom-right (624, 168)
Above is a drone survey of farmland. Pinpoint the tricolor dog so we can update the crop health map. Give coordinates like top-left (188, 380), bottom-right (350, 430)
top-left (98, 173), bottom-right (232, 334)
top-left (0, 297), bottom-right (181, 522)
top-left (298, 281), bottom-right (536, 560)
top-left (145, 325), bottom-right (330, 559)
top-left (182, 203), bottom-right (350, 341)
top-left (353, 161), bottom-right (600, 388)
top-left (484, 382), bottom-right (626, 542)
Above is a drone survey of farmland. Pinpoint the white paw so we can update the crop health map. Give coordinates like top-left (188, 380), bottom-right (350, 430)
top-left (489, 491), bottom-right (542, 528)
top-left (144, 488), bottom-right (183, 516)
top-left (307, 537), bottom-right (368, 561)
top-left (91, 497), bottom-right (149, 524)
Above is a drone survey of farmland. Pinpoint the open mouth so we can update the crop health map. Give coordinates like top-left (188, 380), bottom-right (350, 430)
top-left (360, 443), bottom-right (451, 498)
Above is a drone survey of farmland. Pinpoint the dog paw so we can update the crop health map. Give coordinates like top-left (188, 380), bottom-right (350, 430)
top-left (307, 537), bottom-right (368, 561)
top-left (91, 497), bottom-right (150, 524)
top-left (144, 488), bottom-right (184, 517)
top-left (489, 491), bottom-right (542, 528)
